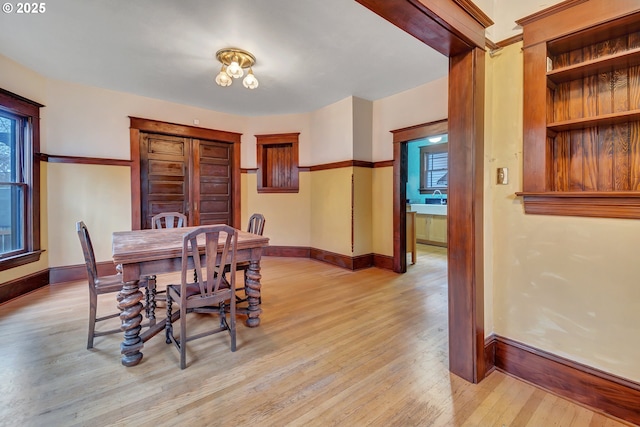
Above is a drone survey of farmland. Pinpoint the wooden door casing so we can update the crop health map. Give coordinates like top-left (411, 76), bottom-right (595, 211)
top-left (130, 117), bottom-right (242, 231)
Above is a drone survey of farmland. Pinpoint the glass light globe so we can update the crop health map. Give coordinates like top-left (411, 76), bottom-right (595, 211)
top-left (215, 67), bottom-right (233, 86)
top-left (243, 70), bottom-right (259, 89)
top-left (226, 61), bottom-right (244, 79)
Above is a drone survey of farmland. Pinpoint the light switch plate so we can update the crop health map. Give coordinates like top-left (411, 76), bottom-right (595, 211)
top-left (497, 167), bottom-right (508, 184)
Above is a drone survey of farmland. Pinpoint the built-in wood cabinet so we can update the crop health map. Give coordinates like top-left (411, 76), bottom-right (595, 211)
top-left (415, 213), bottom-right (447, 247)
top-left (129, 117), bottom-right (241, 230)
top-left (517, 1), bottom-right (640, 219)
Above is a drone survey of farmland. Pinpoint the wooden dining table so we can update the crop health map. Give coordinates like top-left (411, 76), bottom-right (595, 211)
top-left (112, 225), bottom-right (269, 367)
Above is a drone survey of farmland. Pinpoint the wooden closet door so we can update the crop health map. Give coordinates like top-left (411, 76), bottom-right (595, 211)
top-left (193, 139), bottom-right (233, 225)
top-left (140, 133), bottom-right (190, 229)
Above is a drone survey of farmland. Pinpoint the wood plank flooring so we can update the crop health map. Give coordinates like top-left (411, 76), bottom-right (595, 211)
top-left (0, 245), bottom-right (633, 426)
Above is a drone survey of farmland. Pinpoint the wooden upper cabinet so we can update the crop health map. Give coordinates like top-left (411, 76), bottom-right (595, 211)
top-left (256, 133), bottom-right (300, 193)
top-left (517, 0), bottom-right (640, 219)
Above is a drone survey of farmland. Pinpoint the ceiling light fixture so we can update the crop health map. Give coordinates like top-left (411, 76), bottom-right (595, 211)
top-left (428, 136), bottom-right (443, 143)
top-left (215, 48), bottom-right (259, 89)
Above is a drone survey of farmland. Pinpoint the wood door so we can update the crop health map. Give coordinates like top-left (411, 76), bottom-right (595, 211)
top-left (140, 133), bottom-right (190, 229)
top-left (193, 139), bottom-right (233, 225)
top-left (140, 133), bottom-right (234, 228)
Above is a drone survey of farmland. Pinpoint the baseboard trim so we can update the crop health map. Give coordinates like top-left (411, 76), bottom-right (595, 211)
top-left (309, 249), bottom-right (382, 271)
top-left (263, 246), bottom-right (310, 258)
top-left (265, 246), bottom-right (393, 271)
top-left (50, 262), bottom-right (118, 284)
top-left (373, 254), bottom-right (394, 270)
top-left (486, 334), bottom-right (640, 425)
top-left (0, 269), bottom-right (49, 304)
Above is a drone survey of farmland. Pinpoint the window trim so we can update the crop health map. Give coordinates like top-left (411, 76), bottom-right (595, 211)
top-left (0, 88), bottom-right (44, 271)
top-left (419, 142), bottom-right (449, 194)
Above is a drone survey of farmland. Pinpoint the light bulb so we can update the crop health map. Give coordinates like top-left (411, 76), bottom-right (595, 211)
top-left (215, 66), bottom-right (233, 86)
top-left (243, 69), bottom-right (259, 89)
top-left (226, 60), bottom-right (244, 78)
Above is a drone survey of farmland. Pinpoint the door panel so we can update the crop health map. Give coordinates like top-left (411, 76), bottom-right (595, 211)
top-left (140, 133), bottom-right (189, 229)
top-left (140, 134), bottom-right (233, 228)
top-left (195, 139), bottom-right (232, 225)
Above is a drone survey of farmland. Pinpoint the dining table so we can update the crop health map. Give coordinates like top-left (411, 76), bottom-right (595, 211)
top-left (112, 225), bottom-right (269, 367)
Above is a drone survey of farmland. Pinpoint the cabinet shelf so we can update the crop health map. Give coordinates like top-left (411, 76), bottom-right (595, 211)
top-left (547, 109), bottom-right (640, 132)
top-left (516, 192), bottom-right (640, 219)
top-left (547, 46), bottom-right (640, 84)
top-left (518, 3), bottom-right (640, 219)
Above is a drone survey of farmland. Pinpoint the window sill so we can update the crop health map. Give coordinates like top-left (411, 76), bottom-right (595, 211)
top-left (0, 250), bottom-right (45, 272)
top-left (516, 192), bottom-right (640, 219)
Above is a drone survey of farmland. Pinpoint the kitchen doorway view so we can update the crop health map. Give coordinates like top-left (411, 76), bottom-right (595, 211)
top-left (406, 133), bottom-right (448, 269)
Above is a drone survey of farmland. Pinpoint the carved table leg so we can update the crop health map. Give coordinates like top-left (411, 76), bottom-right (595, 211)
top-left (117, 279), bottom-right (144, 366)
top-left (145, 275), bottom-right (157, 327)
top-left (244, 259), bottom-right (262, 327)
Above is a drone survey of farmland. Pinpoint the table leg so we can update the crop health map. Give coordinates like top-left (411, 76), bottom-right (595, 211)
top-left (117, 279), bottom-right (144, 366)
top-left (244, 259), bottom-right (262, 327)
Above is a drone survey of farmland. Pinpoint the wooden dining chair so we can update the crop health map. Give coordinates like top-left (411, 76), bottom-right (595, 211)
top-left (149, 212), bottom-right (188, 300)
top-left (76, 221), bottom-right (155, 349)
top-left (151, 212), bottom-right (187, 229)
top-left (235, 213), bottom-right (266, 304)
top-left (165, 225), bottom-right (238, 369)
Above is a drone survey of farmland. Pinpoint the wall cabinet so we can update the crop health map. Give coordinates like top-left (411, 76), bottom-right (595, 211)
top-left (129, 117), bottom-right (241, 230)
top-left (517, 1), bottom-right (640, 219)
top-left (415, 213), bottom-right (447, 247)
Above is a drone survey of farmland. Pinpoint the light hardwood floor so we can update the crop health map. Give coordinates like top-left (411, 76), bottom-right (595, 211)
top-left (0, 245), bottom-right (632, 426)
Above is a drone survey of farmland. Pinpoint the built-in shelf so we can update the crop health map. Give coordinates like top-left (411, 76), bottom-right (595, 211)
top-left (516, 192), bottom-right (640, 219)
top-left (547, 109), bottom-right (640, 132)
top-left (517, 3), bottom-right (640, 219)
top-left (547, 47), bottom-right (640, 84)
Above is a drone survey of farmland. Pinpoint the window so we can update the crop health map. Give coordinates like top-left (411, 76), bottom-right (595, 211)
top-left (256, 132), bottom-right (299, 193)
top-left (420, 142), bottom-right (448, 192)
top-left (0, 88), bottom-right (43, 271)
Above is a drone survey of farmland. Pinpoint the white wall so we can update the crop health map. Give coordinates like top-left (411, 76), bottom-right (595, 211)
top-left (352, 97), bottom-right (373, 162)
top-left (372, 77), bottom-right (448, 162)
top-left (473, 0), bottom-right (565, 43)
top-left (487, 43), bottom-right (640, 382)
top-left (310, 97), bottom-right (353, 163)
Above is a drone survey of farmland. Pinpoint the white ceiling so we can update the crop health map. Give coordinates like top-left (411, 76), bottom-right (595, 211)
top-left (0, 0), bottom-right (451, 116)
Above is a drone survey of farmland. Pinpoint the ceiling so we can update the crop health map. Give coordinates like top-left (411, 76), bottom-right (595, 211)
top-left (0, 0), bottom-right (449, 116)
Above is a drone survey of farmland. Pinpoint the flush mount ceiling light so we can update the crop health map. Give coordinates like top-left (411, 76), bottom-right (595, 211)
top-left (215, 48), bottom-right (259, 89)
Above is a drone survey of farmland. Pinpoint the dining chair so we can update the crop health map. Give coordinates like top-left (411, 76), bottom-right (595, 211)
top-left (151, 212), bottom-right (187, 229)
top-left (165, 225), bottom-right (238, 369)
top-left (149, 212), bottom-right (188, 301)
top-left (235, 213), bottom-right (266, 304)
top-left (76, 221), bottom-right (156, 349)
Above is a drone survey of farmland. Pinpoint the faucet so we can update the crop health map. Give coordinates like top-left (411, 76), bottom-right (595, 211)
top-left (433, 189), bottom-right (446, 205)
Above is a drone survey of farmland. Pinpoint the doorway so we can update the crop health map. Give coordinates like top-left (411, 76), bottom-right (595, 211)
top-left (356, 0), bottom-right (489, 383)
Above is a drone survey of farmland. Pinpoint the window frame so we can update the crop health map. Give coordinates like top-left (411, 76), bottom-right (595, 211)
top-left (0, 88), bottom-right (44, 271)
top-left (419, 142), bottom-right (449, 194)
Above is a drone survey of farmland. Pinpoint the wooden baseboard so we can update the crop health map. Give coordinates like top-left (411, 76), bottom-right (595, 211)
top-left (373, 254), bottom-right (394, 270)
top-left (265, 246), bottom-right (392, 271)
top-left (310, 248), bottom-right (357, 270)
top-left (263, 246), bottom-right (310, 258)
top-left (486, 334), bottom-right (640, 425)
top-left (50, 262), bottom-right (118, 284)
top-left (0, 269), bottom-right (49, 304)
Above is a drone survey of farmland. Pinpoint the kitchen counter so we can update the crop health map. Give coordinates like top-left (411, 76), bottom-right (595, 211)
top-left (409, 204), bottom-right (447, 216)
